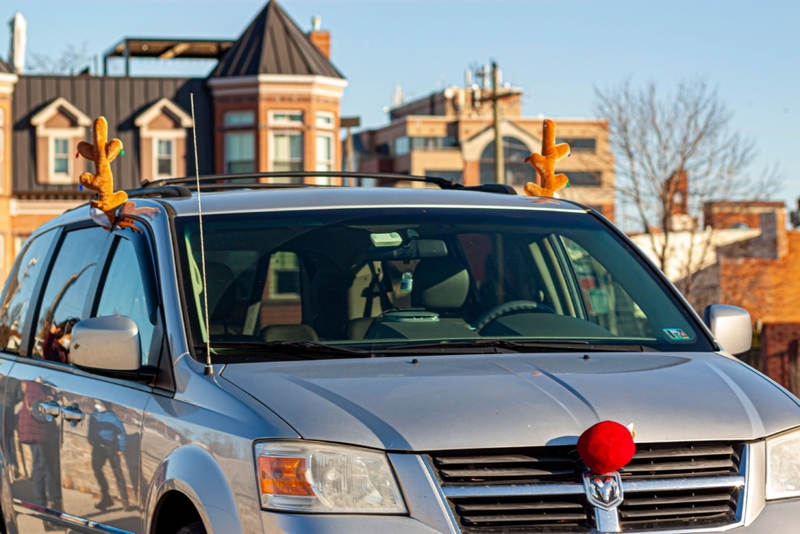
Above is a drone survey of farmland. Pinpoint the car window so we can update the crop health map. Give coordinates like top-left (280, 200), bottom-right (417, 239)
top-left (94, 238), bottom-right (156, 365)
top-left (561, 237), bottom-right (652, 337)
top-left (30, 226), bottom-right (108, 363)
top-left (176, 208), bottom-right (710, 352)
top-left (0, 230), bottom-right (57, 354)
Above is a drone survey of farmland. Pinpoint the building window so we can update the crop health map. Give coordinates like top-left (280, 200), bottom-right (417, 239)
top-left (556, 137), bottom-right (596, 152)
top-left (268, 252), bottom-right (300, 300)
top-left (53, 138), bottom-right (70, 175)
top-left (479, 136), bottom-right (534, 185)
top-left (316, 112), bottom-right (334, 129)
top-left (270, 111), bottom-right (303, 126)
top-left (225, 132), bottom-right (255, 173)
top-left (155, 139), bottom-right (174, 177)
top-left (411, 136), bottom-right (458, 150)
top-left (271, 132), bottom-right (303, 172)
top-left (316, 134), bottom-right (333, 172)
top-left (224, 111), bottom-right (255, 127)
top-left (394, 136), bottom-right (410, 156)
top-left (563, 171), bottom-right (602, 186)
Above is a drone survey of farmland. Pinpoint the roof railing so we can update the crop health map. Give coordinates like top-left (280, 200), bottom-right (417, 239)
top-left (127, 172), bottom-right (517, 199)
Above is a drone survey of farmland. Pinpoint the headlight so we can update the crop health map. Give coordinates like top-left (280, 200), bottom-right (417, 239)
top-left (767, 428), bottom-right (800, 500)
top-left (254, 441), bottom-right (407, 513)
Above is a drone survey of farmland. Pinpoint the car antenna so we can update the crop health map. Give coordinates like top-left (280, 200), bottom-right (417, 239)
top-left (190, 93), bottom-right (214, 376)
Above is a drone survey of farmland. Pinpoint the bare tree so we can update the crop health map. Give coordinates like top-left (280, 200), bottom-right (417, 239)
top-left (28, 42), bottom-right (90, 75)
top-left (595, 79), bottom-right (780, 304)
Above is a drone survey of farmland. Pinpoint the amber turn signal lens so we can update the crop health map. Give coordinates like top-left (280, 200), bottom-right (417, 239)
top-left (258, 456), bottom-right (314, 497)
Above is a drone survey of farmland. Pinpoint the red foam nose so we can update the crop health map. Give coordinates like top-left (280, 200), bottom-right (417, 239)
top-left (577, 420), bottom-right (635, 475)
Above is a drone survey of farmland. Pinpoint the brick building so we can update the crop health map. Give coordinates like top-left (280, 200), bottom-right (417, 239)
top-left (355, 82), bottom-right (616, 220)
top-left (632, 196), bottom-right (800, 393)
top-left (0, 0), bottom-right (347, 281)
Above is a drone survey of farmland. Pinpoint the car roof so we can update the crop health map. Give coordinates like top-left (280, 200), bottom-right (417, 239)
top-left (40, 186), bottom-right (588, 235)
top-left (161, 187), bottom-right (588, 217)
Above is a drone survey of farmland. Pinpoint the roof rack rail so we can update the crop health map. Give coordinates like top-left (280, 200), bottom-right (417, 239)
top-left (136, 172), bottom-right (517, 196)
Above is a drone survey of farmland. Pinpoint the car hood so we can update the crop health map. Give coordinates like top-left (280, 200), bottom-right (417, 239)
top-left (221, 352), bottom-right (800, 451)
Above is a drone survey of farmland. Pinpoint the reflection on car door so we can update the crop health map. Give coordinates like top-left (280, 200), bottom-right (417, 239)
top-left (57, 232), bottom-right (162, 534)
top-left (7, 226), bottom-right (106, 533)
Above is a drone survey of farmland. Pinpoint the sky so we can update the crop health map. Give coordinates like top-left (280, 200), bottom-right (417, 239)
top-left (2, 0), bottom-right (799, 207)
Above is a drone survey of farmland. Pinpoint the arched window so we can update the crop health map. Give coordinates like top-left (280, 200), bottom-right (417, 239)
top-left (479, 136), bottom-right (534, 185)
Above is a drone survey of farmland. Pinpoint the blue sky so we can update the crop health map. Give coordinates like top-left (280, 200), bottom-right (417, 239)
top-left (3, 0), bottom-right (799, 206)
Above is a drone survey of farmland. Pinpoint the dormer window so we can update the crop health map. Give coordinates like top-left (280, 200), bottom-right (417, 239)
top-left (29, 97), bottom-right (91, 185)
top-left (135, 98), bottom-right (192, 182)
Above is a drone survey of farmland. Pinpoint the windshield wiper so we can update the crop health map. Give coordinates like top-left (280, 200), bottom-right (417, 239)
top-left (205, 341), bottom-right (373, 361)
top-left (372, 339), bottom-right (659, 354)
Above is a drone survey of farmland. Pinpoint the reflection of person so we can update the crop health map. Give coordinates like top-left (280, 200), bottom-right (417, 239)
top-left (18, 380), bottom-right (62, 515)
top-left (88, 401), bottom-right (130, 511)
top-left (3, 380), bottom-right (23, 479)
top-left (42, 318), bottom-right (78, 364)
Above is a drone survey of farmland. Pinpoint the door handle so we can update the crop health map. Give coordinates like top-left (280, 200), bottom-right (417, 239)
top-left (61, 405), bottom-right (85, 425)
top-left (38, 401), bottom-right (61, 421)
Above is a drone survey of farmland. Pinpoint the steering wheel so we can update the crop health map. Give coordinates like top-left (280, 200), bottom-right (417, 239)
top-left (472, 300), bottom-right (556, 333)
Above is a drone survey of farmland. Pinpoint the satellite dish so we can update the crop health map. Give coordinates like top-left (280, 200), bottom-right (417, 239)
top-left (443, 87), bottom-right (454, 99)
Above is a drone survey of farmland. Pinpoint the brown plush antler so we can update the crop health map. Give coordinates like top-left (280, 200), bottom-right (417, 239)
top-left (523, 119), bottom-right (570, 198)
top-left (76, 117), bottom-right (127, 219)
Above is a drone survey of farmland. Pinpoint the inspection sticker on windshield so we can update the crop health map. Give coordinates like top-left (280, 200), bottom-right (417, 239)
top-left (663, 328), bottom-right (691, 341)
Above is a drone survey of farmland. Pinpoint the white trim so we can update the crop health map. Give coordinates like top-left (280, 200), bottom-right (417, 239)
top-left (269, 110), bottom-right (304, 127)
top-left (314, 132), bottom-right (334, 185)
top-left (315, 111), bottom-right (335, 130)
top-left (47, 132), bottom-right (77, 185)
top-left (0, 73), bottom-right (18, 85)
top-left (209, 86), bottom-right (344, 99)
top-left (207, 75), bottom-right (347, 88)
top-left (10, 198), bottom-right (84, 216)
top-left (153, 136), bottom-right (177, 179)
top-left (135, 97), bottom-right (192, 130)
top-left (30, 97), bottom-right (91, 128)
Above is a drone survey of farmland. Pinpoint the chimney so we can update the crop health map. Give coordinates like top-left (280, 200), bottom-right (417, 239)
top-left (308, 15), bottom-right (330, 59)
top-left (8, 12), bottom-right (27, 74)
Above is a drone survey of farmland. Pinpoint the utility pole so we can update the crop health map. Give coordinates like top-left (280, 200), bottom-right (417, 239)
top-left (492, 62), bottom-right (504, 185)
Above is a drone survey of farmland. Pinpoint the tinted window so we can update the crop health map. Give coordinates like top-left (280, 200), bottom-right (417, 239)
top-left (95, 238), bottom-right (156, 364)
top-left (31, 227), bottom-right (107, 362)
top-left (0, 230), bottom-right (56, 353)
top-left (175, 209), bottom-right (711, 353)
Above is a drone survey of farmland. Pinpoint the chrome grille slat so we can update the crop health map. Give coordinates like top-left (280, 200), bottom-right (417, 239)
top-left (429, 442), bottom-right (745, 533)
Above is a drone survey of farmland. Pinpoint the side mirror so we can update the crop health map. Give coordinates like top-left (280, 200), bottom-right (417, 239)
top-left (703, 304), bottom-right (752, 356)
top-left (71, 316), bottom-right (142, 374)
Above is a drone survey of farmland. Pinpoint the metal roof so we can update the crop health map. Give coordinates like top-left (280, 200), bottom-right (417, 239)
top-left (11, 75), bottom-right (214, 195)
top-left (210, 0), bottom-right (343, 79)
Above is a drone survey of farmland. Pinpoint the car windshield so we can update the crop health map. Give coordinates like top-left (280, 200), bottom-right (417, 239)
top-left (174, 207), bottom-right (712, 356)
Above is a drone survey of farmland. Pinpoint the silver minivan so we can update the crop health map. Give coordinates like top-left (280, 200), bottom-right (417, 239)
top-left (0, 173), bottom-right (797, 534)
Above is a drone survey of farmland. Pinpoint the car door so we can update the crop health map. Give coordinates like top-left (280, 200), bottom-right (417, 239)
top-left (7, 224), bottom-right (107, 533)
top-left (56, 226), bottom-right (165, 534)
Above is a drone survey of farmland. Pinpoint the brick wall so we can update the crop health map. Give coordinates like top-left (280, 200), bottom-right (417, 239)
top-left (760, 323), bottom-right (800, 391)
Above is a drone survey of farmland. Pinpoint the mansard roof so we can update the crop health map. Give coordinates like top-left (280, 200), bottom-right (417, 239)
top-left (210, 0), bottom-right (343, 79)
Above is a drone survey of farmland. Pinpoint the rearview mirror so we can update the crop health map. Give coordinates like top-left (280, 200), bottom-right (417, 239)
top-left (703, 304), bottom-right (752, 356)
top-left (366, 239), bottom-right (448, 261)
top-left (71, 316), bottom-right (141, 373)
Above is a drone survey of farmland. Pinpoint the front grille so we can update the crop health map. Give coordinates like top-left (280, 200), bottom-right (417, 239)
top-left (428, 442), bottom-right (745, 533)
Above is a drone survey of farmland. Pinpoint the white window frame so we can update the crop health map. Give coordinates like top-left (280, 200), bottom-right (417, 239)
top-left (153, 136), bottom-right (177, 178)
top-left (315, 132), bottom-right (334, 185)
top-left (315, 111), bottom-right (334, 129)
top-left (269, 110), bottom-right (304, 127)
top-left (47, 132), bottom-right (76, 184)
top-left (269, 130), bottom-right (304, 173)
